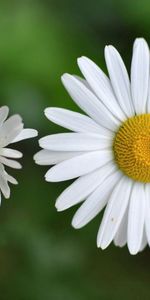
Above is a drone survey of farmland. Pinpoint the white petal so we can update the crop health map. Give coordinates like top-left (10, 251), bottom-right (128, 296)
top-left (55, 161), bottom-right (116, 211)
top-left (0, 174), bottom-right (10, 199)
top-left (73, 75), bottom-right (93, 90)
top-left (131, 38), bottom-right (150, 114)
top-left (0, 162), bottom-right (5, 173)
top-left (0, 156), bottom-right (22, 169)
top-left (11, 128), bottom-right (38, 143)
top-left (34, 149), bottom-right (85, 165)
top-left (61, 74), bottom-right (120, 131)
top-left (0, 106), bottom-right (9, 126)
top-left (5, 173), bottom-right (18, 185)
top-left (77, 56), bottom-right (126, 121)
top-left (105, 46), bottom-right (134, 117)
top-left (72, 169), bottom-right (121, 229)
top-left (127, 182), bottom-right (145, 255)
top-left (97, 176), bottom-right (132, 249)
top-left (0, 148), bottom-right (23, 158)
top-left (45, 150), bottom-right (112, 182)
top-left (0, 115), bottom-right (23, 147)
top-left (114, 205), bottom-right (128, 247)
top-left (140, 230), bottom-right (147, 252)
top-left (39, 133), bottom-right (112, 152)
top-left (44, 107), bottom-right (112, 136)
top-left (145, 184), bottom-right (150, 246)
top-left (147, 80), bottom-right (150, 113)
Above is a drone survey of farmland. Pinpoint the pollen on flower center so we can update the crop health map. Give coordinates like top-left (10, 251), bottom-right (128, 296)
top-left (113, 114), bottom-right (150, 183)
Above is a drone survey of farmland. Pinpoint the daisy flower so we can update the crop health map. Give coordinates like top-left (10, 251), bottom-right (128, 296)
top-left (0, 106), bottom-right (37, 201)
top-left (34, 38), bottom-right (150, 255)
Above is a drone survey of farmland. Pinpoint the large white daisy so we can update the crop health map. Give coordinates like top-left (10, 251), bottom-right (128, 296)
top-left (0, 106), bottom-right (37, 201)
top-left (34, 38), bottom-right (150, 255)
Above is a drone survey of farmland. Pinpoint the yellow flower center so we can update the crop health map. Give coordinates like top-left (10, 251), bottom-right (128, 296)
top-left (113, 114), bottom-right (150, 183)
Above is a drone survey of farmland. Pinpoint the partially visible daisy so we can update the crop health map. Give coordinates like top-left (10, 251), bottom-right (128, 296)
top-left (0, 106), bottom-right (37, 201)
top-left (34, 38), bottom-right (150, 255)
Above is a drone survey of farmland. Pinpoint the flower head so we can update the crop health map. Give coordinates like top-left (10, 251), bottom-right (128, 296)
top-left (0, 106), bottom-right (37, 201)
top-left (34, 38), bottom-right (150, 255)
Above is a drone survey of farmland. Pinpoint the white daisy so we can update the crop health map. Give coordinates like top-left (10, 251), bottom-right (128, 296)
top-left (34, 38), bottom-right (150, 255)
top-left (0, 106), bottom-right (37, 201)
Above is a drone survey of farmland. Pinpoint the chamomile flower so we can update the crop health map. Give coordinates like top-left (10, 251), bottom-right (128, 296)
top-left (0, 106), bottom-right (37, 201)
top-left (35, 38), bottom-right (150, 255)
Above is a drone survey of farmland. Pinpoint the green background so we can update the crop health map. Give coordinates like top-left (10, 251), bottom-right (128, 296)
top-left (0, 0), bottom-right (149, 299)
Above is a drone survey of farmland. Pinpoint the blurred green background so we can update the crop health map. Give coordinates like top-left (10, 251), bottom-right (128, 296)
top-left (0, 0), bottom-right (150, 299)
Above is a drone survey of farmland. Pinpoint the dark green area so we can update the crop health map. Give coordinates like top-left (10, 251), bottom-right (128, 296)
top-left (0, 0), bottom-right (150, 299)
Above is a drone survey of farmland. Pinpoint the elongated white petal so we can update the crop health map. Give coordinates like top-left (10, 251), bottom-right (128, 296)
top-left (127, 182), bottom-right (145, 255)
top-left (73, 75), bottom-right (93, 90)
top-left (44, 107), bottom-right (112, 136)
top-left (0, 157), bottom-right (22, 169)
top-left (39, 133), bottom-right (112, 152)
top-left (61, 74), bottom-right (120, 131)
top-left (45, 150), bottom-right (112, 182)
top-left (0, 162), bottom-right (5, 173)
top-left (97, 176), bottom-right (132, 249)
top-left (145, 184), bottom-right (150, 246)
top-left (34, 149), bottom-right (85, 165)
top-left (0, 163), bottom-right (13, 184)
top-left (0, 115), bottom-right (23, 147)
top-left (5, 173), bottom-right (18, 185)
top-left (72, 170), bottom-right (122, 229)
top-left (140, 230), bottom-right (147, 252)
top-left (147, 79), bottom-right (150, 113)
top-left (11, 128), bottom-right (38, 143)
top-left (0, 148), bottom-right (23, 158)
top-left (0, 106), bottom-right (9, 127)
top-left (0, 174), bottom-right (10, 199)
top-left (55, 161), bottom-right (116, 211)
top-left (105, 46), bottom-right (134, 117)
top-left (131, 38), bottom-right (150, 114)
top-left (77, 56), bottom-right (126, 121)
top-left (114, 205), bottom-right (128, 247)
